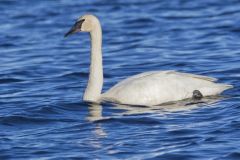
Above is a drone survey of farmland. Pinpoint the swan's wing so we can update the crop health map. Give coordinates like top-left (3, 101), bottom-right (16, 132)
top-left (115, 70), bottom-right (174, 86)
top-left (124, 70), bottom-right (218, 82)
top-left (166, 70), bottom-right (218, 82)
top-left (166, 71), bottom-right (232, 89)
top-left (118, 70), bottom-right (218, 85)
top-left (121, 71), bottom-right (162, 81)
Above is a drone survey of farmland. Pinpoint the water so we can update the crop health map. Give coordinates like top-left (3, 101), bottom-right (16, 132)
top-left (0, 0), bottom-right (240, 159)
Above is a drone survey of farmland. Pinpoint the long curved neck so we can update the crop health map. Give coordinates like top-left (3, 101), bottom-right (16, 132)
top-left (83, 21), bottom-right (103, 103)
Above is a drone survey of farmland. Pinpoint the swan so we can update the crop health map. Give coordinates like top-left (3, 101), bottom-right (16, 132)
top-left (64, 14), bottom-right (233, 106)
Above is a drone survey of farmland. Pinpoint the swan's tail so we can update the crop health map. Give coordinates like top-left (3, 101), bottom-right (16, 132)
top-left (202, 83), bottom-right (233, 97)
top-left (216, 83), bottom-right (233, 93)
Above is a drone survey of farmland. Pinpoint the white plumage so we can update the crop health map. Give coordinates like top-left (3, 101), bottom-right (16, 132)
top-left (65, 14), bottom-right (232, 106)
top-left (102, 70), bottom-right (232, 105)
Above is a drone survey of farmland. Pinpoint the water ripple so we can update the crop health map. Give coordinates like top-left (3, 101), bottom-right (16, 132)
top-left (0, 0), bottom-right (239, 159)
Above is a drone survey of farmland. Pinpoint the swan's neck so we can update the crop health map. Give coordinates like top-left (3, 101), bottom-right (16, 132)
top-left (83, 22), bottom-right (103, 103)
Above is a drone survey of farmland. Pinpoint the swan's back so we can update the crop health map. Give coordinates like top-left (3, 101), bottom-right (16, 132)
top-left (102, 71), bottom-right (232, 105)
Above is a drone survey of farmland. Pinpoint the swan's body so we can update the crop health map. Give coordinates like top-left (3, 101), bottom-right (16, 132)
top-left (65, 14), bottom-right (232, 106)
top-left (101, 70), bottom-right (231, 105)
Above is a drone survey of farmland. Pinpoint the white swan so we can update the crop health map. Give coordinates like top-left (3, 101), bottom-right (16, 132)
top-left (65, 14), bottom-right (232, 106)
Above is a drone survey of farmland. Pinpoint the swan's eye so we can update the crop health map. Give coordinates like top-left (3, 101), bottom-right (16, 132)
top-left (64, 19), bottom-right (85, 37)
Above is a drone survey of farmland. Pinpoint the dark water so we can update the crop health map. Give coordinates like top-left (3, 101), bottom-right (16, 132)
top-left (0, 0), bottom-right (240, 159)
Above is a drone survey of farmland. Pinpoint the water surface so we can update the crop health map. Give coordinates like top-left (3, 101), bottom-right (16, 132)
top-left (0, 0), bottom-right (240, 159)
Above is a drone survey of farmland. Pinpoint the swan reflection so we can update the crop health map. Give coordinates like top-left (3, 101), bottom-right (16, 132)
top-left (86, 96), bottom-right (224, 148)
top-left (87, 96), bottom-right (224, 120)
top-left (87, 104), bottom-right (107, 139)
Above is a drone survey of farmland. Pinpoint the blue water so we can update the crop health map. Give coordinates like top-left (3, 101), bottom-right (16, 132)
top-left (0, 0), bottom-right (240, 159)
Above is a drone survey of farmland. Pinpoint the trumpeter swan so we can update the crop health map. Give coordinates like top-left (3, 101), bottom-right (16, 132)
top-left (65, 14), bottom-right (232, 106)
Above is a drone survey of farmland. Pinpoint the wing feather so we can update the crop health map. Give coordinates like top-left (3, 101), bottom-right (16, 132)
top-left (166, 71), bottom-right (218, 82)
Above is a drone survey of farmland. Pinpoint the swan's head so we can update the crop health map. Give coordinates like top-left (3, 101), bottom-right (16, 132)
top-left (64, 14), bottom-right (100, 37)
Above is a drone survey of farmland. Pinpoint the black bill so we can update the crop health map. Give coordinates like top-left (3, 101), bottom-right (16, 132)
top-left (64, 19), bottom-right (85, 37)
